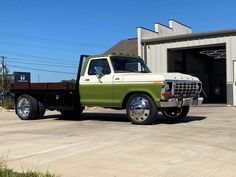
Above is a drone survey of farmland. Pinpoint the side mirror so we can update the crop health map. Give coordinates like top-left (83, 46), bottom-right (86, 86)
top-left (94, 66), bottom-right (104, 83)
top-left (94, 66), bottom-right (103, 75)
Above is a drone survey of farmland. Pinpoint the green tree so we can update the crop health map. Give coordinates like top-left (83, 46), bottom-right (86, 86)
top-left (0, 63), bottom-right (10, 93)
top-left (61, 79), bottom-right (76, 83)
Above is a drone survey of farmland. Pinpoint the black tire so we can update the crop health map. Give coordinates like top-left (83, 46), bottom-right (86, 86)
top-left (60, 106), bottom-right (85, 119)
top-left (37, 100), bottom-right (46, 118)
top-left (126, 94), bottom-right (158, 125)
top-left (16, 94), bottom-right (38, 120)
top-left (161, 106), bottom-right (189, 120)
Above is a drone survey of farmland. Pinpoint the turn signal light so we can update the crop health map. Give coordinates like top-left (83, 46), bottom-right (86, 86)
top-left (162, 92), bottom-right (172, 97)
top-left (153, 82), bottom-right (162, 85)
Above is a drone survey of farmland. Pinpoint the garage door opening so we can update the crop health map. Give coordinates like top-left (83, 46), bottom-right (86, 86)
top-left (168, 45), bottom-right (226, 103)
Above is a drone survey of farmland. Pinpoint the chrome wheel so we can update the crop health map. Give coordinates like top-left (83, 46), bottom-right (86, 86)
top-left (17, 97), bottom-right (30, 119)
top-left (128, 96), bottom-right (150, 122)
top-left (16, 94), bottom-right (38, 120)
top-left (126, 94), bottom-right (158, 125)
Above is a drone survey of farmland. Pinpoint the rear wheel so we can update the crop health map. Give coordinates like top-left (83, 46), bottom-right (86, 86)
top-left (126, 94), bottom-right (158, 125)
top-left (37, 100), bottom-right (46, 118)
top-left (161, 106), bottom-right (189, 120)
top-left (16, 94), bottom-right (38, 120)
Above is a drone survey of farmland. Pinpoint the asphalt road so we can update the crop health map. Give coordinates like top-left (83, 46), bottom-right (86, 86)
top-left (0, 106), bottom-right (236, 177)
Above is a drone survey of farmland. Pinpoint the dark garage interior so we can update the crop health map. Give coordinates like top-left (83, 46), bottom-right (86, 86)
top-left (168, 45), bottom-right (226, 103)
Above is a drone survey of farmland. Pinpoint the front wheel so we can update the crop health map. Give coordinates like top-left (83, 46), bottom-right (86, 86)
top-left (161, 106), bottom-right (189, 120)
top-left (126, 94), bottom-right (158, 125)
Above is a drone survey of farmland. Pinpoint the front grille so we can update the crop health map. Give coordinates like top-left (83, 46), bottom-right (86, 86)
top-left (173, 82), bottom-right (200, 97)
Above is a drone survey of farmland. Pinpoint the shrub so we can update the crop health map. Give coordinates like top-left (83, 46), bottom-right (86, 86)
top-left (0, 158), bottom-right (59, 177)
top-left (1, 100), bottom-right (15, 110)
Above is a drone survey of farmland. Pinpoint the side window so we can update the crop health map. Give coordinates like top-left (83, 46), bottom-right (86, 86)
top-left (88, 59), bottom-right (111, 75)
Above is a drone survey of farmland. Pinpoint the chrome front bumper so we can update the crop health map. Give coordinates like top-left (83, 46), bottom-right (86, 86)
top-left (160, 97), bottom-right (203, 108)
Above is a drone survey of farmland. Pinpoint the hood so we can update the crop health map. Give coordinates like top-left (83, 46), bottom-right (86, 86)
top-left (116, 73), bottom-right (200, 83)
top-left (159, 73), bottom-right (200, 81)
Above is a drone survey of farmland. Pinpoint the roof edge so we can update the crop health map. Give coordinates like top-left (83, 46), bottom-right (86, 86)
top-left (88, 54), bottom-right (141, 59)
top-left (141, 28), bottom-right (236, 44)
top-left (137, 26), bottom-right (159, 35)
top-left (154, 22), bottom-right (172, 30)
top-left (169, 19), bottom-right (192, 29)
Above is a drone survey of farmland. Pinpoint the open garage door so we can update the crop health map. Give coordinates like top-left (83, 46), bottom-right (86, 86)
top-left (168, 45), bottom-right (226, 103)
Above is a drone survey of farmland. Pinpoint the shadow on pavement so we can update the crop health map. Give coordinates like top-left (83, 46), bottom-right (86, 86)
top-left (43, 112), bottom-right (206, 125)
top-left (44, 112), bottom-right (130, 122)
top-left (155, 115), bottom-right (207, 125)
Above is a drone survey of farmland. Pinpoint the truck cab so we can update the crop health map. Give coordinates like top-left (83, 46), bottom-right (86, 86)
top-left (79, 55), bottom-right (150, 107)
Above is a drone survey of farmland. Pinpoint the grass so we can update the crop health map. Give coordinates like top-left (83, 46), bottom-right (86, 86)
top-left (0, 100), bottom-right (15, 110)
top-left (0, 158), bottom-right (59, 177)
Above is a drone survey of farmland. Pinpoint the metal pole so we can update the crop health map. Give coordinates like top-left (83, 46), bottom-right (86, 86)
top-left (1, 56), bottom-right (5, 101)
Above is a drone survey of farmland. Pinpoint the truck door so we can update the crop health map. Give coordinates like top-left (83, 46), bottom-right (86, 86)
top-left (79, 58), bottom-right (113, 106)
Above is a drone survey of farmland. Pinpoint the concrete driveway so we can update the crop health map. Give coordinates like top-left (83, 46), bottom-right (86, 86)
top-left (0, 106), bottom-right (236, 177)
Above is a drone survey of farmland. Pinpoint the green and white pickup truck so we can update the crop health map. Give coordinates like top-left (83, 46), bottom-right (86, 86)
top-left (10, 55), bottom-right (203, 125)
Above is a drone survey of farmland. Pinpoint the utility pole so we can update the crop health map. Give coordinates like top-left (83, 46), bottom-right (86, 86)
top-left (1, 56), bottom-right (6, 101)
top-left (37, 75), bottom-right (40, 83)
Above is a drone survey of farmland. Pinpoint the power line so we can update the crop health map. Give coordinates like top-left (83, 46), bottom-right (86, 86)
top-left (0, 31), bottom-right (110, 48)
top-left (8, 64), bottom-right (77, 75)
top-left (0, 49), bottom-right (79, 63)
top-left (0, 39), bottom-right (84, 52)
top-left (6, 60), bottom-right (77, 69)
top-left (6, 57), bottom-right (77, 66)
top-left (6, 58), bottom-right (78, 68)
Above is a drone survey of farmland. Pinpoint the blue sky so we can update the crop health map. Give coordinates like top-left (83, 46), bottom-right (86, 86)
top-left (0, 0), bottom-right (235, 82)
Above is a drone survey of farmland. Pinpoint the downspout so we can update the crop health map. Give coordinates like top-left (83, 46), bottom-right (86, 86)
top-left (143, 43), bottom-right (148, 64)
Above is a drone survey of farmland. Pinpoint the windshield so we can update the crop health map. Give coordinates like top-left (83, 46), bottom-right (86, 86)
top-left (111, 57), bottom-right (151, 73)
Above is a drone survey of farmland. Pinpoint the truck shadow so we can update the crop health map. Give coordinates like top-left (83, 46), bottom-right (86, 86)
top-left (44, 113), bottom-right (207, 125)
top-left (44, 112), bottom-right (130, 122)
top-left (155, 115), bottom-right (207, 125)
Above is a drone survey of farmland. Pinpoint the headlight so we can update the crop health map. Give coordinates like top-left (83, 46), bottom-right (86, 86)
top-left (161, 81), bottom-right (173, 99)
top-left (165, 83), bottom-right (170, 92)
top-left (164, 82), bottom-right (173, 92)
top-left (196, 84), bottom-right (199, 91)
top-left (196, 83), bottom-right (202, 91)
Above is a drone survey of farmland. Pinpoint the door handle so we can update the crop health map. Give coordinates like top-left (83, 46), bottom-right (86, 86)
top-left (115, 78), bottom-right (120, 80)
top-left (84, 79), bottom-right (90, 81)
